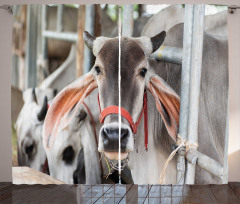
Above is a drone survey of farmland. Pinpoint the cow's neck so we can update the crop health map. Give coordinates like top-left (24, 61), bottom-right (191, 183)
top-left (128, 92), bottom-right (177, 184)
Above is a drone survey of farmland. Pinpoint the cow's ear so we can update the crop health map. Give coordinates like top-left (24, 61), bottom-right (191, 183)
top-left (83, 31), bottom-right (96, 50)
top-left (43, 73), bottom-right (97, 149)
top-left (151, 31), bottom-right (166, 52)
top-left (147, 74), bottom-right (180, 142)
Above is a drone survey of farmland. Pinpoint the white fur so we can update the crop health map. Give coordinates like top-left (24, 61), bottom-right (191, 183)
top-left (16, 88), bottom-right (54, 172)
top-left (44, 91), bottom-right (102, 184)
top-left (134, 37), bottom-right (153, 57)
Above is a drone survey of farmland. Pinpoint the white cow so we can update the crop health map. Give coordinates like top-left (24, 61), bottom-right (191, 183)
top-left (44, 90), bottom-right (102, 184)
top-left (16, 88), bottom-right (54, 172)
top-left (141, 5), bottom-right (227, 37)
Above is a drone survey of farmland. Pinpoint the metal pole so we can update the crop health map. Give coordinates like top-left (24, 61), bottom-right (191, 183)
top-left (84, 5), bottom-right (95, 73)
top-left (37, 5), bottom-right (43, 84)
top-left (151, 46), bottom-right (182, 65)
top-left (42, 31), bottom-right (77, 42)
top-left (222, 97), bottom-right (229, 183)
top-left (176, 5), bottom-right (194, 185)
top-left (41, 5), bottom-right (48, 76)
top-left (178, 149), bottom-right (224, 180)
top-left (185, 5), bottom-right (205, 184)
top-left (25, 5), bottom-right (38, 88)
top-left (122, 5), bottom-right (134, 37)
top-left (56, 5), bottom-right (64, 32)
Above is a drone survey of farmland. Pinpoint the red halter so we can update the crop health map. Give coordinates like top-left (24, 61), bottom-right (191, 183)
top-left (98, 91), bottom-right (149, 151)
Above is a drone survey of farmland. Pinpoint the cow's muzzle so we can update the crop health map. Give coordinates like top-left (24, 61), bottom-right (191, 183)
top-left (98, 123), bottom-right (134, 160)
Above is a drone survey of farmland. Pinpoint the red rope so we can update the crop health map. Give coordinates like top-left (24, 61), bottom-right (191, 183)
top-left (42, 158), bottom-right (49, 173)
top-left (98, 91), bottom-right (149, 151)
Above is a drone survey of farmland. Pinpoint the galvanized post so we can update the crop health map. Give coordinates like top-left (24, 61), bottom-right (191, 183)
top-left (122, 5), bottom-right (134, 37)
top-left (176, 5), bottom-right (194, 184)
top-left (57, 5), bottom-right (64, 32)
top-left (84, 5), bottom-right (95, 73)
top-left (41, 5), bottom-right (49, 76)
top-left (37, 5), bottom-right (43, 84)
top-left (185, 4), bottom-right (205, 184)
top-left (151, 46), bottom-right (182, 65)
top-left (25, 5), bottom-right (38, 88)
top-left (222, 97), bottom-right (229, 183)
top-left (12, 54), bottom-right (19, 87)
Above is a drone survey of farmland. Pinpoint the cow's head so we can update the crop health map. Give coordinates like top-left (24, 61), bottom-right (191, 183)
top-left (43, 31), bottom-right (180, 163)
top-left (16, 88), bottom-right (49, 171)
top-left (45, 104), bottom-right (87, 184)
top-left (44, 95), bottom-right (102, 184)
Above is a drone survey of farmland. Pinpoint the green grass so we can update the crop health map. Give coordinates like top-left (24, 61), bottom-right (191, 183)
top-left (12, 123), bottom-right (18, 166)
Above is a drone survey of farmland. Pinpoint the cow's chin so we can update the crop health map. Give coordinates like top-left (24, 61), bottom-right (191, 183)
top-left (104, 152), bottom-right (128, 160)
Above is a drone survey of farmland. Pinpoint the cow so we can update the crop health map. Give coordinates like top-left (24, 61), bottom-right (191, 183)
top-left (44, 90), bottom-right (102, 184)
top-left (43, 23), bottom-right (227, 184)
top-left (44, 89), bottom-right (134, 184)
top-left (141, 5), bottom-right (227, 37)
top-left (16, 88), bottom-right (54, 172)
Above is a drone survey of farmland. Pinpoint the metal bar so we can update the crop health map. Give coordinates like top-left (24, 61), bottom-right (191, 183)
top-left (84, 5), bottom-right (95, 73)
top-left (12, 54), bottom-right (19, 87)
top-left (37, 5), bottom-right (43, 84)
top-left (41, 5), bottom-right (48, 75)
top-left (176, 4), bottom-right (194, 185)
top-left (122, 5), bottom-right (134, 37)
top-left (178, 149), bottom-right (224, 180)
top-left (57, 5), bottom-right (64, 32)
top-left (151, 46), bottom-right (182, 65)
top-left (222, 97), bottom-right (229, 183)
top-left (185, 4), bottom-right (205, 184)
top-left (42, 30), bottom-right (78, 42)
top-left (25, 5), bottom-right (38, 88)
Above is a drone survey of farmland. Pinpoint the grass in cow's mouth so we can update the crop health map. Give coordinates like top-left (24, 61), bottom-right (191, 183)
top-left (102, 152), bottom-right (129, 179)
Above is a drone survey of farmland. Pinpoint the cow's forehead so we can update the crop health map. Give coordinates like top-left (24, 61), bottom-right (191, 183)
top-left (97, 37), bottom-right (146, 67)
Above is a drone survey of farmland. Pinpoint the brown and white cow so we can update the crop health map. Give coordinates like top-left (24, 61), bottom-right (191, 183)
top-left (43, 31), bottom-right (180, 182)
top-left (43, 24), bottom-right (228, 184)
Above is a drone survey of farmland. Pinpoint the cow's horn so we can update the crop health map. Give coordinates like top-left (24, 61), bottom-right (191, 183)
top-left (150, 31), bottom-right (166, 53)
top-left (83, 31), bottom-right (96, 50)
top-left (32, 88), bottom-right (38, 104)
top-left (37, 96), bottom-right (48, 121)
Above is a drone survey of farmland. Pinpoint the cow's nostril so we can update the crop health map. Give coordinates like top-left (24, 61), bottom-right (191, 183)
top-left (103, 128), bottom-right (109, 139)
top-left (25, 144), bottom-right (34, 155)
top-left (121, 128), bottom-right (128, 139)
top-left (101, 125), bottom-right (131, 152)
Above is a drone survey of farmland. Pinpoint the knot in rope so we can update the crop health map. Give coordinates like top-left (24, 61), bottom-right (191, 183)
top-left (159, 134), bottom-right (198, 184)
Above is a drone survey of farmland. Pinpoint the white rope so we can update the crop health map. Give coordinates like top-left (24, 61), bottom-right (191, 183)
top-left (118, 6), bottom-right (122, 184)
top-left (159, 134), bottom-right (198, 184)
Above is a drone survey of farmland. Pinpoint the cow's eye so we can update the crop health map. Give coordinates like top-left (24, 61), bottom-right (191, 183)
top-left (95, 66), bottom-right (101, 75)
top-left (62, 146), bottom-right (75, 164)
top-left (140, 68), bottom-right (147, 77)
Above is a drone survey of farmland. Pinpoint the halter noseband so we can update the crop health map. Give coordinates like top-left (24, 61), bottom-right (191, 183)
top-left (98, 90), bottom-right (149, 151)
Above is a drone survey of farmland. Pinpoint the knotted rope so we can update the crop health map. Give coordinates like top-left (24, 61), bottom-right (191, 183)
top-left (158, 134), bottom-right (198, 184)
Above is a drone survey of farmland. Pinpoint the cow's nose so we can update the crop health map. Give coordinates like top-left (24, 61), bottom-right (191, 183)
top-left (22, 137), bottom-right (35, 158)
top-left (102, 126), bottom-right (129, 152)
top-left (25, 144), bottom-right (34, 155)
